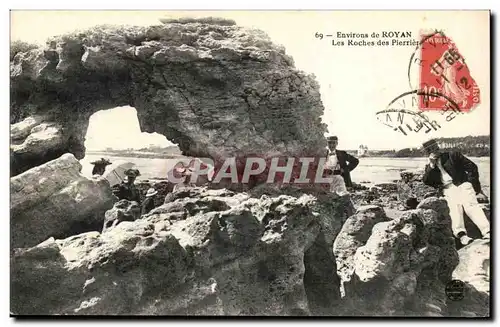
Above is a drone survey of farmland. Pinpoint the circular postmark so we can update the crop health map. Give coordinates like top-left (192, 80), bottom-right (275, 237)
top-left (386, 89), bottom-right (460, 112)
top-left (375, 89), bottom-right (462, 135)
top-left (445, 279), bottom-right (465, 301)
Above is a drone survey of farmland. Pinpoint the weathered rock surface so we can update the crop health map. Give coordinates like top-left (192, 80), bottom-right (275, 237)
top-left (447, 239), bottom-right (489, 317)
top-left (350, 185), bottom-right (399, 210)
top-left (10, 18), bottom-right (328, 177)
top-left (336, 198), bottom-right (460, 316)
top-left (10, 153), bottom-right (117, 248)
top-left (10, 116), bottom-right (70, 176)
top-left (102, 200), bottom-right (141, 232)
top-left (397, 170), bottom-right (436, 209)
top-left (373, 182), bottom-right (398, 192)
top-left (10, 181), bottom-right (490, 316)
top-left (11, 187), bottom-right (352, 316)
top-left (333, 205), bottom-right (390, 297)
top-left (453, 239), bottom-right (489, 295)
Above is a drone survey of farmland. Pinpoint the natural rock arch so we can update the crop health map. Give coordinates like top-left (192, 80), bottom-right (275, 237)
top-left (10, 18), bottom-right (328, 177)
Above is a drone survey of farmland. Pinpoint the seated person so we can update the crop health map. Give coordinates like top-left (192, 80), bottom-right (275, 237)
top-left (142, 187), bottom-right (158, 215)
top-left (112, 168), bottom-right (141, 204)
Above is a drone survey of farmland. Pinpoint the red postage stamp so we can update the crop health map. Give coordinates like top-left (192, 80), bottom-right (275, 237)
top-left (418, 32), bottom-right (480, 112)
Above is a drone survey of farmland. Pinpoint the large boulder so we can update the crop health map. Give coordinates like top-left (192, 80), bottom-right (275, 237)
top-left (10, 18), bottom-right (328, 179)
top-left (11, 187), bottom-right (352, 316)
top-left (447, 239), bottom-right (490, 317)
top-left (147, 185), bottom-right (354, 316)
top-left (10, 117), bottom-right (69, 176)
top-left (10, 153), bottom-right (117, 248)
top-left (333, 205), bottom-right (390, 297)
top-left (336, 197), bottom-right (460, 316)
top-left (453, 239), bottom-right (490, 295)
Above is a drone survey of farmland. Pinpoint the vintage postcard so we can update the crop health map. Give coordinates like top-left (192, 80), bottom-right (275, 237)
top-left (10, 10), bottom-right (490, 317)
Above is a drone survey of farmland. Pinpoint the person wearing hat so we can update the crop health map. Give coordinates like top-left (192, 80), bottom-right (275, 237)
top-left (141, 187), bottom-right (159, 215)
top-left (90, 157), bottom-right (112, 176)
top-left (422, 139), bottom-right (490, 245)
top-left (111, 168), bottom-right (142, 204)
top-left (325, 135), bottom-right (359, 194)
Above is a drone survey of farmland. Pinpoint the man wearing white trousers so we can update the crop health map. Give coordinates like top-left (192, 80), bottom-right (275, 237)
top-left (422, 139), bottom-right (490, 246)
top-left (324, 136), bottom-right (359, 196)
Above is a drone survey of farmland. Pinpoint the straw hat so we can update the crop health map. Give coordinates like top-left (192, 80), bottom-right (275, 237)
top-left (326, 135), bottom-right (338, 142)
top-left (422, 139), bottom-right (440, 154)
top-left (91, 158), bottom-right (112, 165)
top-left (145, 188), bottom-right (158, 197)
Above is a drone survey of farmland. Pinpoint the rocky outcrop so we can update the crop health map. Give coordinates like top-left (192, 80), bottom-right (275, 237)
top-left (10, 116), bottom-right (70, 176)
top-left (146, 185), bottom-right (355, 315)
top-left (447, 239), bottom-right (489, 317)
top-left (10, 18), bottom-right (328, 177)
top-left (350, 185), bottom-right (399, 210)
top-left (335, 197), bottom-right (460, 316)
top-left (397, 170), bottom-right (436, 209)
top-left (102, 200), bottom-right (141, 232)
top-left (10, 153), bottom-right (117, 248)
top-left (453, 239), bottom-right (489, 295)
top-left (10, 181), bottom-right (490, 316)
top-left (11, 187), bottom-right (352, 316)
top-left (373, 182), bottom-right (398, 193)
top-left (333, 205), bottom-right (390, 297)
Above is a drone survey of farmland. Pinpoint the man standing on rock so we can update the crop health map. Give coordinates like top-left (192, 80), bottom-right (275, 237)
top-left (325, 136), bottom-right (359, 194)
top-left (422, 139), bottom-right (490, 245)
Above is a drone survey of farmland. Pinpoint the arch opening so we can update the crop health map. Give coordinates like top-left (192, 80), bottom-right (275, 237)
top-left (81, 106), bottom-right (183, 180)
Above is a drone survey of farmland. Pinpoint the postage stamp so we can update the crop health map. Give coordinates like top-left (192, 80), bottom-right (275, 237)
top-left (417, 31), bottom-right (481, 112)
top-left (379, 29), bottom-right (481, 137)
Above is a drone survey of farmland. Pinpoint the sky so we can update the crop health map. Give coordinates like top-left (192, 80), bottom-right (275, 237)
top-left (10, 10), bottom-right (490, 150)
top-left (84, 106), bottom-right (170, 150)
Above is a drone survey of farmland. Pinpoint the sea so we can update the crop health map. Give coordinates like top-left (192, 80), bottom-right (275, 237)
top-left (80, 155), bottom-right (491, 198)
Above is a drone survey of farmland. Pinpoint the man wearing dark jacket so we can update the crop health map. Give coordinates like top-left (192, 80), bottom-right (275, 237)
top-left (326, 136), bottom-right (359, 189)
top-left (112, 169), bottom-right (141, 204)
top-left (91, 158), bottom-right (112, 176)
top-left (421, 139), bottom-right (490, 245)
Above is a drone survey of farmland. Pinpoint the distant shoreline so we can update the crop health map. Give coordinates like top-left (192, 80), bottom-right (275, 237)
top-left (86, 150), bottom-right (185, 159)
top-left (86, 151), bottom-right (490, 160)
top-left (86, 135), bottom-right (489, 159)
